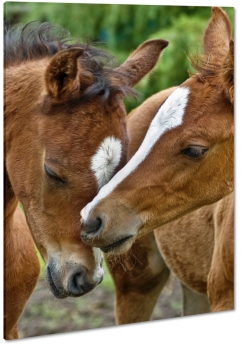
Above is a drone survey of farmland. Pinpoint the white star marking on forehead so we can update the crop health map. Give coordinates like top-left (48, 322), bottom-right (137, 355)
top-left (91, 136), bottom-right (122, 190)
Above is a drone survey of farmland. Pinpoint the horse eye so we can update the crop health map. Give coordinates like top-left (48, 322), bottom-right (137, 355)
top-left (181, 146), bottom-right (208, 158)
top-left (44, 164), bottom-right (66, 184)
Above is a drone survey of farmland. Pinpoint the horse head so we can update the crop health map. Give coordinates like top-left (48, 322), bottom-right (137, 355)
top-left (4, 22), bottom-right (168, 297)
top-left (80, 7), bottom-right (234, 255)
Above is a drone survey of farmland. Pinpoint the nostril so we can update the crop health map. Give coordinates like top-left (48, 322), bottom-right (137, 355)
top-left (68, 270), bottom-right (86, 296)
top-left (68, 269), bottom-right (96, 297)
top-left (73, 272), bottom-right (84, 290)
top-left (81, 216), bottom-right (102, 236)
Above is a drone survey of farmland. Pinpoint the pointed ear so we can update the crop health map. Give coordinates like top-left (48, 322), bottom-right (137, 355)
top-left (204, 7), bottom-right (232, 60)
top-left (44, 47), bottom-right (92, 101)
top-left (116, 39), bottom-right (168, 88)
top-left (220, 39), bottom-right (234, 104)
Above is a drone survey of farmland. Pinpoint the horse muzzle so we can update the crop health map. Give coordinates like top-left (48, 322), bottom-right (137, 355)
top-left (80, 202), bottom-right (142, 254)
top-left (46, 260), bottom-right (103, 299)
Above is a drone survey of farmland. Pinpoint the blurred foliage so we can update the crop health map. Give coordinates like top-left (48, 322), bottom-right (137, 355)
top-left (4, 2), bottom-right (234, 113)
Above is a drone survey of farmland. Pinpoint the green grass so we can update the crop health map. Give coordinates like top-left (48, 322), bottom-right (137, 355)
top-left (101, 261), bottom-right (115, 291)
top-left (35, 247), bottom-right (46, 277)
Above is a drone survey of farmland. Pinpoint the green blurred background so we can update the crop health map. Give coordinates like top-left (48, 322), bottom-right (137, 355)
top-left (4, 2), bottom-right (234, 114)
top-left (4, 2), bottom-right (234, 338)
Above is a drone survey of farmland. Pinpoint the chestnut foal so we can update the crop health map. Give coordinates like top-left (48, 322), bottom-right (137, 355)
top-left (80, 7), bottom-right (234, 317)
top-left (4, 21), bottom-right (167, 338)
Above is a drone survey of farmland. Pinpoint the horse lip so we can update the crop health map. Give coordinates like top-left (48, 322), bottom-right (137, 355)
top-left (46, 266), bottom-right (68, 299)
top-left (98, 274), bottom-right (104, 285)
top-left (101, 235), bottom-right (133, 253)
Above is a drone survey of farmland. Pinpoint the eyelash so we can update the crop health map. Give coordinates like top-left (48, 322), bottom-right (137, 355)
top-left (44, 164), bottom-right (66, 184)
top-left (181, 146), bottom-right (208, 158)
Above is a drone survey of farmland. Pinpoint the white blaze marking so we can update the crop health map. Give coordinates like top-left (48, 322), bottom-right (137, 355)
top-left (91, 136), bottom-right (122, 190)
top-left (81, 86), bottom-right (189, 221)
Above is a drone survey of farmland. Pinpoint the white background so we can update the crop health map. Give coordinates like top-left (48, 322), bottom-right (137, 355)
top-left (1, 0), bottom-right (249, 357)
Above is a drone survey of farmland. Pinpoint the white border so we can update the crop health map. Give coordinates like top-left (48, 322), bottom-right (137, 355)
top-left (2, 1), bottom-right (250, 358)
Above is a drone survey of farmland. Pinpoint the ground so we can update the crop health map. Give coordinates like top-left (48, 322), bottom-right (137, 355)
top-left (18, 273), bottom-right (183, 339)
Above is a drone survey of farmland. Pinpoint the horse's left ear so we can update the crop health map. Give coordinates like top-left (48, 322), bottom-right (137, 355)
top-left (44, 48), bottom-right (92, 101)
top-left (204, 7), bottom-right (232, 61)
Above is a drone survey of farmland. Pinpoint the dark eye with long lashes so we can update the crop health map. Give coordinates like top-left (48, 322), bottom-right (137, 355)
top-left (181, 146), bottom-right (208, 159)
top-left (44, 163), bottom-right (66, 184)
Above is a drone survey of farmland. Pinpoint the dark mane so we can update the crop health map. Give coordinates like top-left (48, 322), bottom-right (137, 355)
top-left (4, 21), bottom-right (136, 102)
top-left (4, 21), bottom-right (69, 66)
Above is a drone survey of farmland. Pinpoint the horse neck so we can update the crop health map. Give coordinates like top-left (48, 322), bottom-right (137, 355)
top-left (4, 60), bottom-right (47, 220)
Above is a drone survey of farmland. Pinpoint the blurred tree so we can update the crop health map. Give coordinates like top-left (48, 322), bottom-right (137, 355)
top-left (4, 2), bottom-right (234, 112)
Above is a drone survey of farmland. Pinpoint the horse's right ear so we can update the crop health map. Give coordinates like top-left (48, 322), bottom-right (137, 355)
top-left (203, 7), bottom-right (234, 104)
top-left (220, 39), bottom-right (234, 104)
top-left (116, 39), bottom-right (168, 88)
top-left (44, 48), bottom-right (93, 101)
